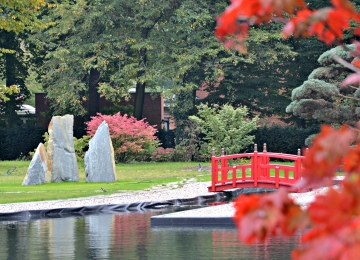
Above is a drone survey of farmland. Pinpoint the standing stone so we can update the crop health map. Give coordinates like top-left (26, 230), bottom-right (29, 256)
top-left (85, 121), bottom-right (116, 182)
top-left (22, 143), bottom-right (47, 186)
top-left (47, 114), bottom-right (79, 182)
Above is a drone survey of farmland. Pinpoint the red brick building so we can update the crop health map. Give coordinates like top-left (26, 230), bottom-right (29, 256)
top-left (35, 91), bottom-right (164, 129)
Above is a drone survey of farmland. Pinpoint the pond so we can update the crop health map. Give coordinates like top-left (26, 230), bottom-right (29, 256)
top-left (0, 208), bottom-right (300, 260)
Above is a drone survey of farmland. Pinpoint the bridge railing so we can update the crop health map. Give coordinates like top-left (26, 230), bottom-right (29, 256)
top-left (209, 144), bottom-right (305, 192)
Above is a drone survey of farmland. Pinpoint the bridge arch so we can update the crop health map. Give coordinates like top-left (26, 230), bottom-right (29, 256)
top-left (208, 144), bottom-right (305, 192)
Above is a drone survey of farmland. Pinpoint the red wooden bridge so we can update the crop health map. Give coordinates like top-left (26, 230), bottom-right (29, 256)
top-left (208, 144), bottom-right (305, 192)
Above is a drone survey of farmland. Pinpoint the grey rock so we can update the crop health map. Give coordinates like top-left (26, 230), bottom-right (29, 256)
top-left (47, 114), bottom-right (79, 182)
top-left (23, 143), bottom-right (47, 186)
top-left (85, 121), bottom-right (116, 182)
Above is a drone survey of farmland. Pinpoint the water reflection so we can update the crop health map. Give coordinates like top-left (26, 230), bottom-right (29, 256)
top-left (87, 215), bottom-right (112, 259)
top-left (0, 210), bottom-right (300, 260)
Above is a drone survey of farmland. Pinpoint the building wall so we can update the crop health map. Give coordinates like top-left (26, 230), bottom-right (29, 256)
top-left (35, 92), bottom-right (164, 130)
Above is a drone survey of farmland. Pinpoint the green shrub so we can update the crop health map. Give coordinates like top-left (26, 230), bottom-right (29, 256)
top-left (189, 103), bottom-right (258, 156)
top-left (74, 135), bottom-right (91, 160)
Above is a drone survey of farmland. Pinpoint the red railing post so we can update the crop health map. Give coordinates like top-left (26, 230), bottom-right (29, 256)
top-left (253, 144), bottom-right (258, 187)
top-left (221, 148), bottom-right (227, 183)
top-left (275, 166), bottom-right (279, 188)
top-left (211, 148), bottom-right (217, 192)
top-left (263, 143), bottom-right (269, 178)
top-left (232, 166), bottom-right (237, 188)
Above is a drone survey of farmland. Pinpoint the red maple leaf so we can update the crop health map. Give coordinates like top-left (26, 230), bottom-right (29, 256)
top-left (298, 125), bottom-right (355, 189)
top-left (343, 144), bottom-right (360, 173)
top-left (233, 189), bottom-right (305, 243)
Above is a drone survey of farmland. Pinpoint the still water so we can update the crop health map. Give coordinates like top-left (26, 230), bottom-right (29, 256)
top-left (0, 209), bottom-right (300, 260)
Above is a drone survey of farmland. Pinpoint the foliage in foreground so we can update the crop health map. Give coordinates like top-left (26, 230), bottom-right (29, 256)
top-left (217, 0), bottom-right (360, 259)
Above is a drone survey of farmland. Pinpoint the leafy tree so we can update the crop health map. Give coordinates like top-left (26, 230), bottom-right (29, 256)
top-left (32, 0), bottom-right (126, 117)
top-left (0, 0), bottom-right (48, 34)
top-left (204, 29), bottom-right (328, 123)
top-left (286, 44), bottom-right (360, 125)
top-left (189, 103), bottom-right (258, 156)
top-left (0, 0), bottom-right (49, 126)
top-left (0, 31), bottom-right (31, 127)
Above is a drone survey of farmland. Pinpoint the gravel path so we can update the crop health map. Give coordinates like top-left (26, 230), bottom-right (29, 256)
top-left (0, 179), bottom-right (214, 214)
top-left (0, 178), bottom-right (330, 215)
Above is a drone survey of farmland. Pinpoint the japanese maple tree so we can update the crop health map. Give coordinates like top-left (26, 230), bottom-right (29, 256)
top-left (215, 0), bottom-right (360, 259)
top-left (86, 113), bottom-right (159, 163)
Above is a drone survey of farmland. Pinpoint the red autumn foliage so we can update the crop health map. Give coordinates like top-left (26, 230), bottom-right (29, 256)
top-left (298, 125), bottom-right (355, 188)
top-left (233, 189), bottom-right (307, 243)
top-left (216, 0), bottom-right (360, 51)
top-left (86, 113), bottom-right (159, 163)
top-left (216, 0), bottom-right (360, 258)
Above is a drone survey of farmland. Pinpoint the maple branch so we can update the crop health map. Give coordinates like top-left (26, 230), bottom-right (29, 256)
top-left (337, 93), bottom-right (360, 101)
top-left (331, 53), bottom-right (360, 74)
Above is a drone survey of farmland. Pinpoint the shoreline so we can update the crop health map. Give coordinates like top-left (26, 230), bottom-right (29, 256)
top-left (0, 178), bottom-right (330, 217)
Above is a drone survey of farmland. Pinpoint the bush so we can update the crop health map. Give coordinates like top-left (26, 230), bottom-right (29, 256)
top-left (86, 113), bottom-right (159, 163)
top-left (173, 119), bottom-right (208, 162)
top-left (151, 147), bottom-right (185, 162)
top-left (74, 135), bottom-right (91, 160)
top-left (0, 124), bottom-right (47, 160)
top-left (250, 124), bottom-right (320, 155)
top-left (189, 103), bottom-right (258, 156)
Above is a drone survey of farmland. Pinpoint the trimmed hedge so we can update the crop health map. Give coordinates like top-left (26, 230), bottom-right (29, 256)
top-left (248, 125), bottom-right (320, 155)
top-left (0, 124), bottom-right (47, 160)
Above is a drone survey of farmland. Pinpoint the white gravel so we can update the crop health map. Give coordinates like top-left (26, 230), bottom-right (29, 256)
top-left (0, 178), bottom-right (331, 216)
top-left (0, 179), bottom-right (214, 214)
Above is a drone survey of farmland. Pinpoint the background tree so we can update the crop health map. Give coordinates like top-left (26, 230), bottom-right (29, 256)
top-left (32, 0), bottom-right (130, 118)
top-left (286, 44), bottom-right (360, 125)
top-left (203, 27), bottom-right (328, 125)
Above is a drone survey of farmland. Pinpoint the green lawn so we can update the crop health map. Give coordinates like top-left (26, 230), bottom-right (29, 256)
top-left (0, 161), bottom-right (212, 204)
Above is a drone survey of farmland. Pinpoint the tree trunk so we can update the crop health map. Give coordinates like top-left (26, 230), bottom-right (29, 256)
top-left (88, 68), bottom-right (101, 117)
top-left (2, 32), bottom-right (21, 127)
top-left (133, 28), bottom-right (149, 120)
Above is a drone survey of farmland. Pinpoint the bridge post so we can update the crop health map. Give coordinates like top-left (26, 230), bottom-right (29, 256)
top-left (221, 148), bottom-right (227, 184)
top-left (262, 143), bottom-right (269, 178)
top-left (232, 166), bottom-right (237, 188)
top-left (294, 148), bottom-right (302, 181)
top-left (211, 148), bottom-right (216, 192)
top-left (253, 144), bottom-right (258, 187)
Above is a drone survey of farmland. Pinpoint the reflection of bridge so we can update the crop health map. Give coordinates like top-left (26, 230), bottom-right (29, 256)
top-left (208, 144), bottom-right (304, 192)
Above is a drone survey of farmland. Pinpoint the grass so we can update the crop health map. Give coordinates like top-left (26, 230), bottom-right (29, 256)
top-left (0, 161), bottom-right (212, 204)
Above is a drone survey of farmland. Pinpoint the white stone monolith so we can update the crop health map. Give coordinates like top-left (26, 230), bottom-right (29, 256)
top-left (85, 121), bottom-right (116, 182)
top-left (22, 143), bottom-right (47, 186)
top-left (47, 114), bottom-right (79, 182)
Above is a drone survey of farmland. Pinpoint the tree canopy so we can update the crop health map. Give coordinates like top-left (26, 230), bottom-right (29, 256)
top-left (0, 0), bottom-right (48, 34)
